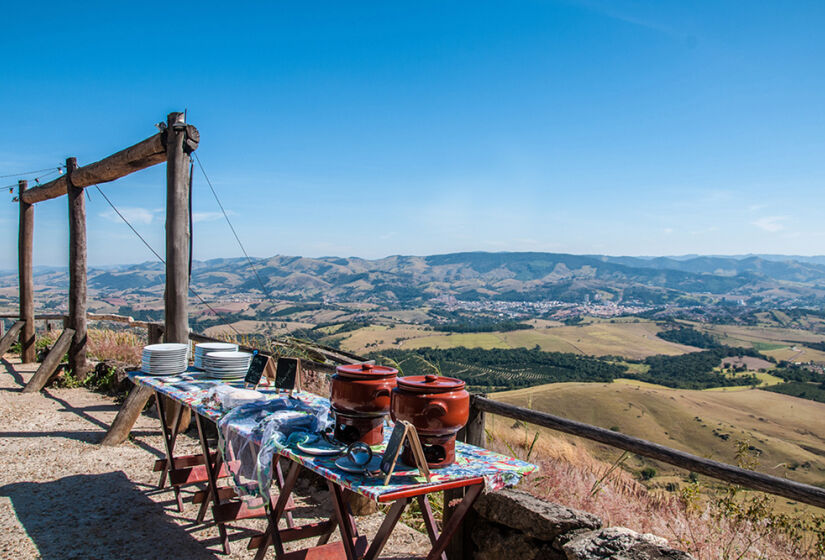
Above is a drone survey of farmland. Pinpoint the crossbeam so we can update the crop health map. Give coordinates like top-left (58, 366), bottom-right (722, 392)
top-left (20, 130), bottom-right (198, 204)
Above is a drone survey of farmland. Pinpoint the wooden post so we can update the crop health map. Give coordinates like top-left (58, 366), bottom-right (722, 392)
top-left (101, 383), bottom-right (155, 445)
top-left (66, 157), bottom-right (88, 380)
top-left (0, 321), bottom-right (26, 357)
top-left (444, 397), bottom-right (487, 560)
top-left (147, 323), bottom-right (164, 345)
top-left (465, 395), bottom-right (486, 447)
top-left (22, 328), bottom-right (75, 393)
top-left (18, 180), bottom-right (35, 363)
top-left (164, 111), bottom-right (191, 344)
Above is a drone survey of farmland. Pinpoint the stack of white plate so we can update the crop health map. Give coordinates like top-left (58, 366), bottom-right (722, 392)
top-left (141, 343), bottom-right (189, 376)
top-left (193, 342), bottom-right (239, 369)
top-left (202, 351), bottom-right (253, 380)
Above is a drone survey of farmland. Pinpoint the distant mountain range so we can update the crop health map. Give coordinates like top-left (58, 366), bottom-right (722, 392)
top-left (4, 252), bottom-right (825, 307)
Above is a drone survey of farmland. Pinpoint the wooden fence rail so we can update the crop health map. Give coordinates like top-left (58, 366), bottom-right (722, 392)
top-left (472, 395), bottom-right (825, 510)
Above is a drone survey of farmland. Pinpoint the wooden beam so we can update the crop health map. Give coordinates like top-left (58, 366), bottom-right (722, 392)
top-left (101, 382), bottom-right (155, 446)
top-left (0, 321), bottom-right (25, 357)
top-left (164, 112), bottom-right (191, 344)
top-left (18, 180), bottom-right (35, 363)
top-left (22, 328), bottom-right (75, 393)
top-left (20, 132), bottom-right (168, 204)
top-left (66, 157), bottom-right (88, 380)
top-left (473, 395), bottom-right (825, 510)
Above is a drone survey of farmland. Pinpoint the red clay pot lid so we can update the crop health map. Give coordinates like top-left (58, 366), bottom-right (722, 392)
top-left (396, 374), bottom-right (466, 392)
top-left (336, 363), bottom-right (398, 378)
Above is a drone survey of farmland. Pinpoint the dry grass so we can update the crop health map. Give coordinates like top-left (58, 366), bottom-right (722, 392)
top-left (490, 424), bottom-right (825, 559)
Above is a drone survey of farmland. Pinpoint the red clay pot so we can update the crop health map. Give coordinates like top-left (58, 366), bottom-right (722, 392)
top-left (330, 363), bottom-right (398, 417)
top-left (391, 374), bottom-right (470, 436)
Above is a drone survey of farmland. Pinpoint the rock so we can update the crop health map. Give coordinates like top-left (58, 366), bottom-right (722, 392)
top-left (474, 488), bottom-right (602, 542)
top-left (562, 527), bottom-right (693, 560)
top-left (472, 518), bottom-right (563, 560)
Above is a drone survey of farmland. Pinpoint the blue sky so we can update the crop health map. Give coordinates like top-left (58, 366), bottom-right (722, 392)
top-left (1, 1), bottom-right (823, 267)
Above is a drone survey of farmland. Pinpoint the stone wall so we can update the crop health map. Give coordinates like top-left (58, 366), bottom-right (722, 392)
top-left (470, 488), bottom-right (693, 560)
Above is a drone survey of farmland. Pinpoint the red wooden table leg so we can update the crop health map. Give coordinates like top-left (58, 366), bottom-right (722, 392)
top-left (425, 483), bottom-right (483, 560)
top-left (328, 481), bottom-right (359, 560)
top-left (418, 495), bottom-right (447, 560)
top-left (154, 393), bottom-right (184, 511)
top-left (273, 459), bottom-right (295, 529)
top-left (363, 497), bottom-right (410, 560)
top-left (195, 413), bottom-right (231, 555)
top-left (254, 461), bottom-right (301, 560)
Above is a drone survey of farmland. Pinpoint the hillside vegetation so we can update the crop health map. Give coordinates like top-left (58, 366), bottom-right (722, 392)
top-left (492, 382), bottom-right (825, 487)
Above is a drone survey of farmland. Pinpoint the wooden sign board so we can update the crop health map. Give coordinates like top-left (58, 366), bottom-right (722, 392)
top-left (381, 420), bottom-right (431, 485)
top-left (244, 353), bottom-right (269, 389)
top-left (274, 357), bottom-right (298, 392)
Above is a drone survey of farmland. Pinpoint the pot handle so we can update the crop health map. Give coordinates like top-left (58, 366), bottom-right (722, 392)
top-left (372, 388), bottom-right (391, 399)
top-left (424, 401), bottom-right (448, 418)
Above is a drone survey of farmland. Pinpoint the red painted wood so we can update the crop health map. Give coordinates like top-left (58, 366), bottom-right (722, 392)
top-left (153, 453), bottom-right (214, 471)
top-left (377, 477), bottom-right (484, 502)
top-left (192, 487), bottom-right (236, 504)
top-left (280, 536), bottom-right (367, 560)
top-left (212, 499), bottom-right (270, 524)
top-left (247, 521), bottom-right (335, 550)
top-left (168, 463), bottom-right (229, 486)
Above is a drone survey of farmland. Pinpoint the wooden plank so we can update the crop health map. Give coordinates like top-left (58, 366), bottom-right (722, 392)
top-left (212, 498), bottom-right (271, 524)
top-left (18, 180), bottom-right (35, 363)
top-left (19, 132), bottom-right (168, 204)
top-left (153, 452), bottom-right (214, 472)
top-left (280, 536), bottom-right (367, 560)
top-left (0, 321), bottom-right (25, 357)
top-left (473, 395), bottom-right (825, 510)
top-left (164, 112), bottom-right (190, 345)
top-left (66, 157), bottom-right (88, 380)
top-left (168, 463), bottom-right (230, 487)
top-left (21, 328), bottom-right (75, 393)
top-left (192, 486), bottom-right (235, 504)
top-left (100, 383), bottom-right (154, 445)
top-left (247, 521), bottom-right (335, 549)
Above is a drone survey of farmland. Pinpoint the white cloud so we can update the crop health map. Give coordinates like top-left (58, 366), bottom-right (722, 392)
top-left (192, 211), bottom-right (224, 223)
top-left (751, 216), bottom-right (787, 233)
top-left (663, 228), bottom-right (673, 235)
top-left (99, 207), bottom-right (157, 225)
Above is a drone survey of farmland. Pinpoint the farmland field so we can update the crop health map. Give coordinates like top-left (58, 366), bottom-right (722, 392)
top-left (492, 382), bottom-right (825, 486)
top-left (337, 318), bottom-right (698, 359)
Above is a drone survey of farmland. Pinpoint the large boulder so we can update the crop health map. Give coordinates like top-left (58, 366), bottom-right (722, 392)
top-left (471, 518), bottom-right (563, 560)
top-left (563, 527), bottom-right (693, 560)
top-left (474, 488), bottom-right (602, 542)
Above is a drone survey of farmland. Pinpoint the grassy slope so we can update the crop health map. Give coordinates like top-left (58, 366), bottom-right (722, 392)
top-left (491, 382), bottom-right (825, 486)
top-left (338, 318), bottom-right (698, 359)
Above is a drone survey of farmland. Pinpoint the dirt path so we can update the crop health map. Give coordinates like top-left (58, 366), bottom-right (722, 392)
top-left (0, 357), bottom-right (428, 559)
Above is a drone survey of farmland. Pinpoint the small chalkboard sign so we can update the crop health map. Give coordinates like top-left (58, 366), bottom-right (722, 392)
top-left (381, 422), bottom-right (409, 485)
top-left (274, 357), bottom-right (298, 392)
top-left (380, 421), bottom-right (431, 485)
top-left (244, 352), bottom-right (269, 389)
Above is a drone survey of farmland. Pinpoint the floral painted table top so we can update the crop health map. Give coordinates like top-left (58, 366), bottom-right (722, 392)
top-left (130, 371), bottom-right (538, 502)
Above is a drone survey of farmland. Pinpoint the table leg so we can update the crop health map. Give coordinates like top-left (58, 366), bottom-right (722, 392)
top-left (418, 495), bottom-right (447, 560)
top-left (154, 393), bottom-right (184, 511)
top-left (254, 461), bottom-right (301, 560)
top-left (157, 400), bottom-right (183, 489)
top-left (195, 451), bottom-right (223, 523)
top-left (328, 481), bottom-right (358, 560)
top-left (363, 497), bottom-right (410, 560)
top-left (273, 459), bottom-right (295, 529)
top-left (195, 413), bottom-right (231, 555)
top-left (425, 484), bottom-right (483, 560)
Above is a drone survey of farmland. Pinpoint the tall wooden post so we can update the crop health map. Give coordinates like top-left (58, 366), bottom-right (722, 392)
top-left (164, 112), bottom-right (190, 344)
top-left (18, 180), bottom-right (35, 363)
top-left (66, 157), bottom-right (88, 379)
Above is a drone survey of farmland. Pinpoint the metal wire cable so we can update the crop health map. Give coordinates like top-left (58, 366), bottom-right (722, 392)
top-left (193, 153), bottom-right (275, 301)
top-left (0, 166), bottom-right (61, 179)
top-left (94, 184), bottom-right (241, 335)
